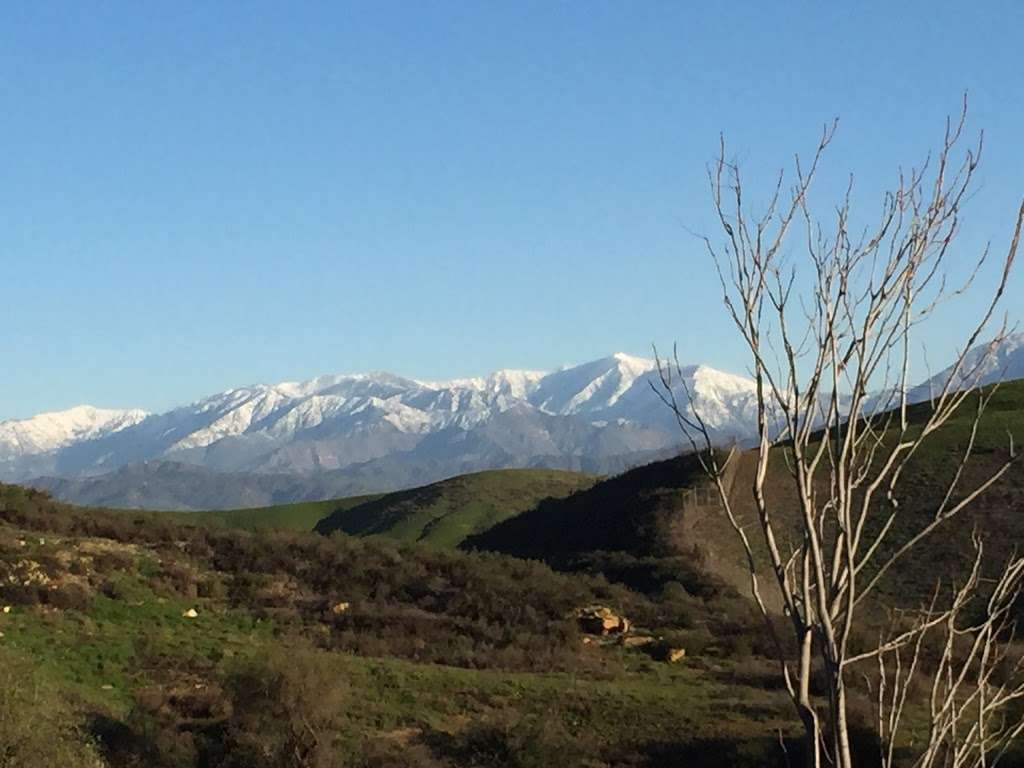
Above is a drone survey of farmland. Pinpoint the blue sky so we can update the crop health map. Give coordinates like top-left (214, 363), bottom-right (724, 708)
top-left (2, 2), bottom-right (1022, 420)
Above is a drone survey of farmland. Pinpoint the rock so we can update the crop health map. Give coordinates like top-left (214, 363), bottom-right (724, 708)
top-left (182, 608), bottom-right (199, 619)
top-left (665, 648), bottom-right (686, 663)
top-left (644, 642), bottom-right (686, 663)
top-left (576, 605), bottom-right (630, 636)
top-left (330, 601), bottom-right (351, 615)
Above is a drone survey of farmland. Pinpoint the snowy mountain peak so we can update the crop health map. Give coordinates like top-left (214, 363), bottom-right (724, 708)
top-left (910, 332), bottom-right (1024, 400)
top-left (689, 364), bottom-right (757, 396)
top-left (0, 405), bottom-right (149, 456)
top-left (610, 352), bottom-right (656, 375)
top-left (957, 332), bottom-right (1024, 385)
top-left (527, 353), bottom-right (657, 416)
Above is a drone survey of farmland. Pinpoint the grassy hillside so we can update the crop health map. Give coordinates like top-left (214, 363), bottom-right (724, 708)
top-left (843, 379), bottom-right (1024, 608)
top-left (315, 468), bottom-right (597, 548)
top-left (463, 455), bottom-right (704, 561)
top-left (189, 492), bottom-right (383, 531)
top-left (462, 453), bottom-right (736, 598)
top-left (0, 481), bottom-right (834, 768)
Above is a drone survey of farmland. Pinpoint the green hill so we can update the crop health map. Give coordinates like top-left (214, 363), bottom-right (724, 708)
top-left (462, 453), bottom-right (728, 597)
top-left (188, 493), bottom-right (383, 532)
top-left (314, 468), bottom-right (597, 547)
top-left (468, 380), bottom-right (1024, 608)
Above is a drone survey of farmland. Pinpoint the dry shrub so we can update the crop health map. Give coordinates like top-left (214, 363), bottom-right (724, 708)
top-left (215, 640), bottom-right (348, 768)
top-left (47, 582), bottom-right (92, 610)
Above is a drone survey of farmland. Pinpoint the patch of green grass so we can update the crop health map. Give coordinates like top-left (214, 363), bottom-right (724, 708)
top-left (318, 651), bottom-right (792, 755)
top-left (188, 493), bottom-right (383, 532)
top-left (0, 577), bottom-right (274, 713)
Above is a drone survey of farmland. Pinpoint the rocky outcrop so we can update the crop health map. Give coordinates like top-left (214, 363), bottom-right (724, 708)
top-left (576, 605), bottom-right (631, 636)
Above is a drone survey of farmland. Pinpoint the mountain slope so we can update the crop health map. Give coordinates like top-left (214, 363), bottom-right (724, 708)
top-left (28, 461), bottom-right (392, 511)
top-left (462, 454), bottom-right (709, 562)
top-left (0, 406), bottom-right (148, 480)
top-left (0, 405), bottom-right (148, 455)
top-left (314, 468), bottom-right (597, 547)
top-left (909, 332), bottom-right (1024, 401)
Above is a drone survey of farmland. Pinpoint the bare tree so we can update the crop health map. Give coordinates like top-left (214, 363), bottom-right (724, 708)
top-left (655, 99), bottom-right (1024, 767)
top-left (873, 536), bottom-right (1024, 768)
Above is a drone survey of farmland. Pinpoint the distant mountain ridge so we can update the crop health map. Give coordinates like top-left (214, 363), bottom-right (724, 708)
top-left (3, 353), bottom-right (760, 487)
top-left (12, 336), bottom-right (1024, 510)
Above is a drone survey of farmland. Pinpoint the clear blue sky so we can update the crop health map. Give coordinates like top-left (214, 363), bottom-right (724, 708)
top-left (2, 2), bottom-right (1022, 420)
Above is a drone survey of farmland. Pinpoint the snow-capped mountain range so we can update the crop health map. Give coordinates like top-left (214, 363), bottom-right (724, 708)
top-left (1, 353), bottom-right (755, 485)
top-left (7, 336), bottom-right (1023, 509)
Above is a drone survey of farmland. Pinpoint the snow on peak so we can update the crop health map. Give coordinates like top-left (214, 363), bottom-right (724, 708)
top-left (528, 353), bottom-right (657, 415)
top-left (415, 368), bottom-right (546, 398)
top-left (273, 374), bottom-right (357, 399)
top-left (610, 352), bottom-right (656, 376)
top-left (690, 364), bottom-right (757, 397)
top-left (0, 405), bottom-right (149, 456)
top-left (954, 332), bottom-right (1024, 386)
top-left (909, 332), bottom-right (1024, 401)
top-left (7, 342), bottom-right (1021, 488)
